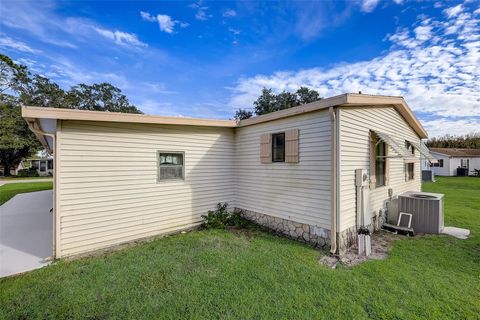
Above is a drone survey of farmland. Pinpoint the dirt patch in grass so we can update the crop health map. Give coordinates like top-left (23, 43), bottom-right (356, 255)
top-left (340, 231), bottom-right (404, 266)
top-left (319, 231), bottom-right (406, 268)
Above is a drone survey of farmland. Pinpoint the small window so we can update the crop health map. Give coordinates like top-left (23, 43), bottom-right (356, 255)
top-left (272, 133), bottom-right (285, 162)
top-left (406, 163), bottom-right (414, 181)
top-left (375, 141), bottom-right (386, 187)
top-left (460, 159), bottom-right (469, 168)
top-left (433, 159), bottom-right (444, 167)
top-left (39, 161), bottom-right (46, 172)
top-left (158, 152), bottom-right (184, 180)
top-left (47, 160), bottom-right (53, 170)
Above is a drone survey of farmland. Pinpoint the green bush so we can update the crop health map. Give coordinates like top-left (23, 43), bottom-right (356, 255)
top-left (201, 203), bottom-right (250, 229)
top-left (229, 209), bottom-right (249, 228)
top-left (17, 168), bottom-right (39, 177)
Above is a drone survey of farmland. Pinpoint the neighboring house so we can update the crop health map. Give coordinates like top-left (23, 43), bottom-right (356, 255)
top-left (430, 148), bottom-right (480, 176)
top-left (17, 157), bottom-right (54, 176)
top-left (0, 164), bottom-right (19, 176)
top-left (420, 145), bottom-right (438, 182)
top-left (22, 93), bottom-right (435, 258)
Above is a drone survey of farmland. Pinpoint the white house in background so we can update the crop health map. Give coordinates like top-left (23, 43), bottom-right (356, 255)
top-left (22, 93), bottom-right (436, 259)
top-left (17, 156), bottom-right (54, 176)
top-left (430, 148), bottom-right (480, 176)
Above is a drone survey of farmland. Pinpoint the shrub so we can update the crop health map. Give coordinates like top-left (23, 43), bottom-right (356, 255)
top-left (201, 203), bottom-right (250, 229)
top-left (17, 168), bottom-right (39, 177)
top-left (229, 209), bottom-right (249, 228)
top-left (201, 203), bottom-right (230, 229)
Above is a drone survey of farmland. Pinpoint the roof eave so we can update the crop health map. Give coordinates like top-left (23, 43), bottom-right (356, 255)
top-left (22, 106), bottom-right (237, 128)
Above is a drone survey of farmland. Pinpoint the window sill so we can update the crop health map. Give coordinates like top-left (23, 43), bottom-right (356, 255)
top-left (156, 179), bottom-right (186, 184)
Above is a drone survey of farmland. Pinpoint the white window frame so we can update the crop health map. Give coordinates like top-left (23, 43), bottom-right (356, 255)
top-left (157, 151), bottom-right (185, 182)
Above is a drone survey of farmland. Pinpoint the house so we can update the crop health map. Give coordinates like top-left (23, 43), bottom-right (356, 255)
top-left (429, 148), bottom-right (480, 176)
top-left (22, 93), bottom-right (435, 258)
top-left (0, 164), bottom-right (19, 176)
top-left (420, 145), bottom-right (438, 182)
top-left (17, 156), bottom-right (54, 176)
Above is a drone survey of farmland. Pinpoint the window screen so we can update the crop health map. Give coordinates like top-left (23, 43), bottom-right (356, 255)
top-left (375, 141), bottom-right (386, 187)
top-left (272, 133), bottom-right (285, 162)
top-left (159, 152), bottom-right (184, 180)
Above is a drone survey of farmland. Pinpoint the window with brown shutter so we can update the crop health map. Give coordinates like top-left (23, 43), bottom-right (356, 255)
top-left (285, 129), bottom-right (299, 163)
top-left (272, 133), bottom-right (285, 162)
top-left (260, 129), bottom-right (299, 164)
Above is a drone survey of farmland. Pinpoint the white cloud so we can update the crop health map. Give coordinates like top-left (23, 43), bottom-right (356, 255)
top-left (361, 0), bottom-right (381, 13)
top-left (229, 4), bottom-right (480, 137)
top-left (0, 35), bottom-right (41, 53)
top-left (0, 1), bottom-right (146, 50)
top-left (140, 11), bottom-right (156, 22)
top-left (190, 1), bottom-right (211, 21)
top-left (157, 15), bottom-right (176, 33)
top-left (414, 25), bottom-right (433, 41)
top-left (444, 4), bottom-right (463, 18)
top-left (93, 27), bottom-right (147, 48)
top-left (223, 9), bottom-right (237, 17)
top-left (228, 28), bottom-right (241, 35)
top-left (140, 11), bottom-right (188, 33)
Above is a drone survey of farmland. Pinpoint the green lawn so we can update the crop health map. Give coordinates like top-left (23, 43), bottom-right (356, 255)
top-left (0, 182), bottom-right (53, 205)
top-left (0, 177), bottom-right (479, 319)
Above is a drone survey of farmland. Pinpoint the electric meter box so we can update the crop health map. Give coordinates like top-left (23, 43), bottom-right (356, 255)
top-left (355, 169), bottom-right (369, 187)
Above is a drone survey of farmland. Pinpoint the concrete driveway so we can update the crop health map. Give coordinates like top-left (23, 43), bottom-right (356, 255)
top-left (0, 190), bottom-right (53, 277)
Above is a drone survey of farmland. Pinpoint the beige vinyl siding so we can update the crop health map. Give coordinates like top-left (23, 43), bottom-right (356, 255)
top-left (57, 120), bottom-right (235, 257)
top-left (338, 107), bottom-right (422, 231)
top-left (234, 110), bottom-right (332, 229)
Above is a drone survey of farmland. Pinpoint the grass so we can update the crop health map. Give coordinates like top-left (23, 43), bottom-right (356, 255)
top-left (0, 182), bottom-right (53, 205)
top-left (0, 177), bottom-right (479, 319)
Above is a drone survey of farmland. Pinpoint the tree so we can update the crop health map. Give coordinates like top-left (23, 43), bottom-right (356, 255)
top-left (68, 83), bottom-right (142, 113)
top-left (275, 91), bottom-right (299, 110)
top-left (254, 88), bottom-right (278, 115)
top-left (234, 86), bottom-right (322, 119)
top-left (426, 133), bottom-right (480, 148)
top-left (19, 75), bottom-right (66, 108)
top-left (0, 102), bottom-right (41, 176)
top-left (296, 86), bottom-right (320, 105)
top-left (234, 108), bottom-right (253, 120)
top-left (0, 54), bottom-right (29, 95)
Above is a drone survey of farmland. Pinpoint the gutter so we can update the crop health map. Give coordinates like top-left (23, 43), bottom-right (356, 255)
top-left (329, 107), bottom-right (338, 255)
top-left (26, 120), bottom-right (57, 259)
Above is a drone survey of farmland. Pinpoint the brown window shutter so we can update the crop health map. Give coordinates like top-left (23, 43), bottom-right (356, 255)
top-left (369, 131), bottom-right (376, 189)
top-left (285, 129), bottom-right (299, 163)
top-left (260, 133), bottom-right (272, 164)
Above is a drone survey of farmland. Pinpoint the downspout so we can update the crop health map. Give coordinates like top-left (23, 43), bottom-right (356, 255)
top-left (329, 107), bottom-right (337, 255)
top-left (27, 121), bottom-right (57, 259)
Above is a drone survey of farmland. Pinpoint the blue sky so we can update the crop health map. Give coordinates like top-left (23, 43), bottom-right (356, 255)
top-left (0, 0), bottom-right (479, 137)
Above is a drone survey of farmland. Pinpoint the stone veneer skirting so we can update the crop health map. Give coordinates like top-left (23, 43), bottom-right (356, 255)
top-left (239, 209), bottom-right (330, 248)
top-left (240, 208), bottom-right (386, 254)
